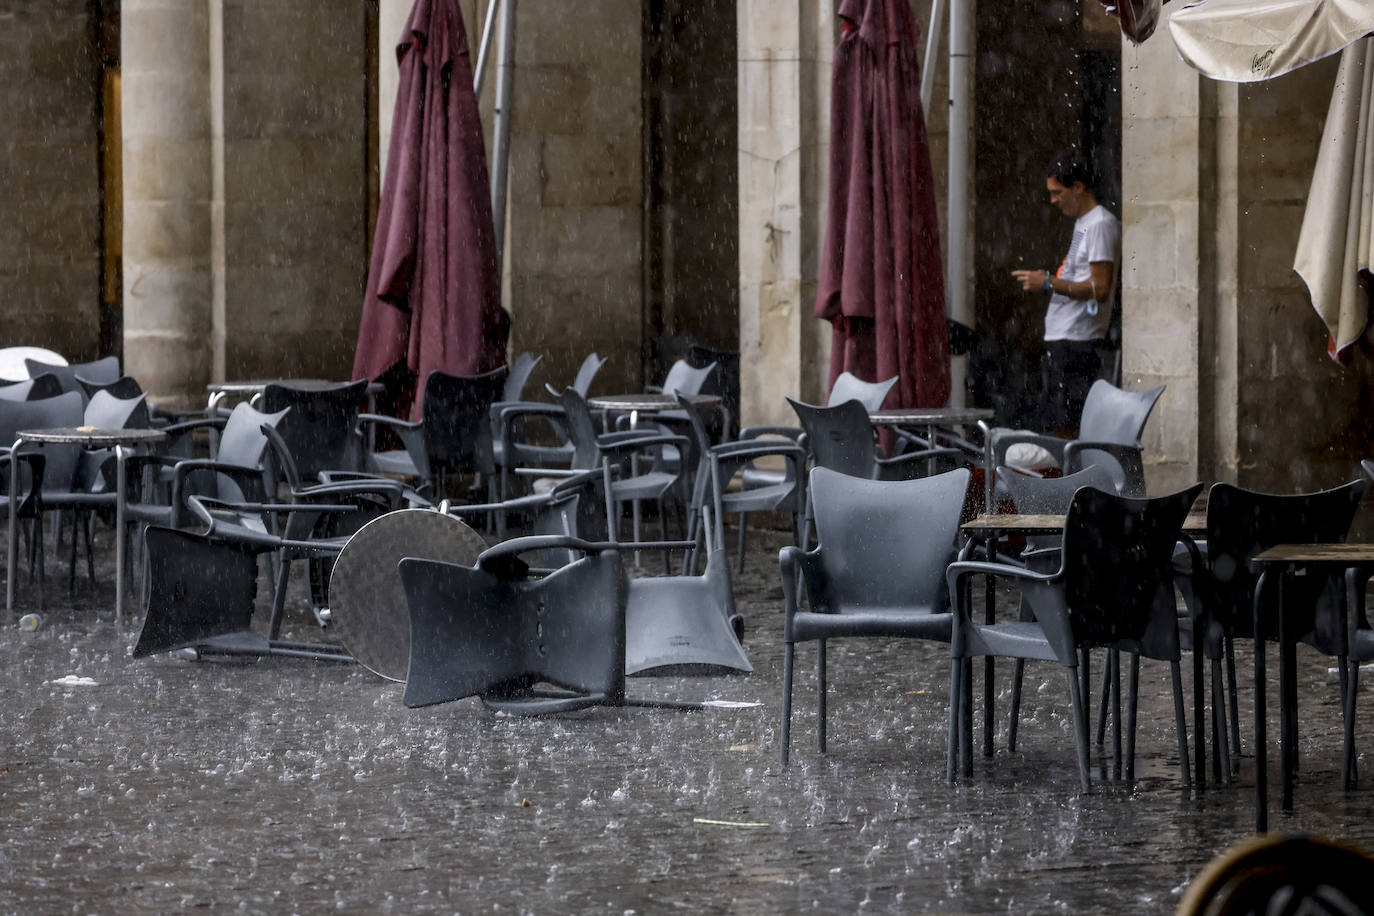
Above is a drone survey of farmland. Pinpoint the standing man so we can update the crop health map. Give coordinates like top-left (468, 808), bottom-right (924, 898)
top-left (1012, 152), bottom-right (1120, 434)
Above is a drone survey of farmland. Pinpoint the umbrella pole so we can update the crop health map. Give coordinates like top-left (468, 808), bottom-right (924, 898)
top-left (473, 0), bottom-right (501, 97)
top-left (946, 0), bottom-right (973, 408)
top-left (490, 0), bottom-right (518, 276)
top-left (920, 0), bottom-right (945, 115)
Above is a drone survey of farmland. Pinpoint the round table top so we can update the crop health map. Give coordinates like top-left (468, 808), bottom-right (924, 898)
top-left (586, 393), bottom-right (723, 411)
top-left (16, 427), bottom-right (168, 447)
top-left (869, 406), bottom-right (994, 425)
top-left (207, 379), bottom-right (382, 395)
top-left (328, 509), bottom-right (488, 682)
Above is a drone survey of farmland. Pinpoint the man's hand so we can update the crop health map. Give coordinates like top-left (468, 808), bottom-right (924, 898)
top-left (1011, 269), bottom-right (1049, 292)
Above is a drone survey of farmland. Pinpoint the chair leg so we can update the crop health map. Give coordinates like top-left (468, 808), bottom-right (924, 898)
top-left (658, 499), bottom-right (670, 574)
top-left (1192, 644), bottom-right (1206, 793)
top-left (736, 511), bottom-right (747, 574)
top-left (962, 658), bottom-right (974, 777)
top-left (1170, 660), bottom-right (1191, 790)
top-left (83, 513), bottom-right (96, 587)
top-left (947, 657), bottom-right (964, 784)
top-left (1343, 658), bottom-right (1359, 790)
top-left (780, 642), bottom-right (795, 765)
top-left (1110, 649), bottom-right (1123, 781)
top-left (1096, 652), bottom-right (1111, 747)
top-left (1067, 667), bottom-right (1091, 792)
top-left (1009, 659), bottom-right (1025, 752)
top-left (67, 511), bottom-right (79, 594)
top-left (1210, 658), bottom-right (1231, 784)
top-left (1124, 653), bottom-right (1139, 783)
top-left (1226, 636), bottom-right (1241, 775)
top-left (816, 639), bottom-right (827, 754)
top-left (266, 550), bottom-right (291, 640)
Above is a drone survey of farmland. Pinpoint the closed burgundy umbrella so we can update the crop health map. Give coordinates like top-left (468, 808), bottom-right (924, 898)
top-left (353, 0), bottom-right (507, 418)
top-left (815, 0), bottom-right (950, 411)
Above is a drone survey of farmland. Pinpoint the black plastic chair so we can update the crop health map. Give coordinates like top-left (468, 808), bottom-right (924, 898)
top-left (0, 393), bottom-right (79, 604)
top-left (361, 366), bottom-right (507, 500)
top-left (946, 483), bottom-right (1203, 791)
top-left (778, 466), bottom-right (970, 764)
top-left (24, 356), bottom-right (120, 405)
top-left (990, 379), bottom-right (1165, 497)
top-left (0, 374), bottom-right (64, 402)
top-left (261, 379), bottom-right (369, 480)
top-left (1183, 479), bottom-right (1368, 786)
top-left (995, 464), bottom-right (1118, 755)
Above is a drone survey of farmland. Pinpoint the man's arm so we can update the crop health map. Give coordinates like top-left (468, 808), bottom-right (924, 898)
top-left (1011, 261), bottom-right (1114, 302)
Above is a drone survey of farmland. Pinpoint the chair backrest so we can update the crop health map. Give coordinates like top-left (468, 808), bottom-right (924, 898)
top-left (77, 374), bottom-right (143, 401)
top-left (0, 391), bottom-right (85, 492)
top-left (261, 379), bottom-right (368, 479)
top-left (570, 353), bottom-right (607, 396)
top-left (788, 397), bottom-right (878, 479)
top-left (504, 352), bottom-right (542, 402)
top-left (217, 402), bottom-right (291, 468)
top-left (1204, 479), bottom-right (1368, 637)
top-left (660, 359), bottom-right (716, 397)
top-left (400, 549), bottom-right (627, 708)
top-left (84, 390), bottom-right (151, 431)
top-left (0, 379), bottom-right (34, 402)
top-left (1077, 380), bottom-right (1165, 443)
top-left (558, 388), bottom-right (605, 470)
top-left (999, 463), bottom-right (1119, 551)
top-left (688, 345), bottom-right (740, 437)
top-left (1060, 483), bottom-right (1203, 656)
top-left (809, 465), bottom-right (970, 613)
top-left (420, 367), bottom-right (508, 475)
top-left (829, 371), bottom-right (898, 411)
top-left (25, 356), bottom-right (120, 400)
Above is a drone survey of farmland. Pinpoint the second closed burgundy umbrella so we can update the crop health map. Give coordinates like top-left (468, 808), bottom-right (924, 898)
top-left (353, 0), bottom-right (507, 418)
top-left (815, 0), bottom-right (950, 411)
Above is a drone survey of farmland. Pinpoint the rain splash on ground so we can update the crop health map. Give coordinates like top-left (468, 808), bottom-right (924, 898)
top-left (2, 521), bottom-right (1373, 912)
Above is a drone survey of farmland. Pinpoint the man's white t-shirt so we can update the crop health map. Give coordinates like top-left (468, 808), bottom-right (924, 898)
top-left (1043, 204), bottom-right (1120, 342)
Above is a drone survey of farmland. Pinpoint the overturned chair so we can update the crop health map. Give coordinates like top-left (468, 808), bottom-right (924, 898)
top-left (399, 480), bottom-right (749, 714)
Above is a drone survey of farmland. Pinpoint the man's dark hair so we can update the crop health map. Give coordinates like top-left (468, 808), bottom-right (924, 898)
top-left (1046, 151), bottom-right (1097, 194)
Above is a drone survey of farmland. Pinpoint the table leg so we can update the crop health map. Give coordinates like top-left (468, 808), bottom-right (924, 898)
top-left (1193, 635), bottom-right (1206, 791)
top-left (979, 421), bottom-right (994, 516)
top-left (983, 532), bottom-right (997, 757)
top-left (1254, 568), bottom-right (1270, 833)
top-left (115, 444), bottom-right (128, 624)
top-left (6, 437), bottom-right (21, 611)
top-left (1279, 579), bottom-right (1296, 811)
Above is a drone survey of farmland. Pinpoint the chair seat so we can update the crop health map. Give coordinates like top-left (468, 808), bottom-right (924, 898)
top-left (739, 465), bottom-right (786, 491)
top-left (371, 449), bottom-right (419, 478)
top-left (968, 619), bottom-right (1060, 663)
top-left (721, 479), bottom-right (798, 514)
top-left (791, 608), bottom-right (951, 642)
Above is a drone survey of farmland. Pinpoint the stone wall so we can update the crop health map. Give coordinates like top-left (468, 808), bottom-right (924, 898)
top-left (0, 0), bottom-right (103, 361)
top-left (219, 0), bottom-right (369, 381)
top-left (1124, 28), bottom-right (1374, 496)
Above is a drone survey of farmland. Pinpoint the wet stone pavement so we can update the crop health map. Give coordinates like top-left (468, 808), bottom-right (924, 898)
top-left (2, 522), bottom-right (1373, 913)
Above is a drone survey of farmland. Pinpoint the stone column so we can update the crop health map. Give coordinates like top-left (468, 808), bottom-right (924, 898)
top-left (737, 0), bottom-right (833, 428)
top-left (121, 0), bottom-right (215, 407)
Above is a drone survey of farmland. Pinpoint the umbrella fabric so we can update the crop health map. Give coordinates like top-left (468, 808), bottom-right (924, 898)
top-left (815, 0), bottom-right (950, 410)
top-left (1295, 36), bottom-right (1374, 363)
top-left (1168, 0), bottom-right (1374, 83)
top-left (353, 0), bottom-right (507, 418)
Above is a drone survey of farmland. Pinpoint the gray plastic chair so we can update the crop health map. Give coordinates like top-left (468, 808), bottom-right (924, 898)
top-left (990, 379), bottom-right (1165, 497)
top-left (946, 483), bottom-right (1204, 791)
top-left (673, 393), bottom-right (805, 574)
top-left (779, 466), bottom-right (970, 764)
top-left (504, 352), bottom-right (542, 402)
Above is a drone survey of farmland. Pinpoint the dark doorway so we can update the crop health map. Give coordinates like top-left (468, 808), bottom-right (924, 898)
top-left (642, 1), bottom-right (740, 385)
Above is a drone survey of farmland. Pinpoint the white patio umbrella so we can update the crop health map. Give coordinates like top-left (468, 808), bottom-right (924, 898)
top-left (1168, 0), bottom-right (1373, 82)
top-left (1294, 36), bottom-right (1373, 361)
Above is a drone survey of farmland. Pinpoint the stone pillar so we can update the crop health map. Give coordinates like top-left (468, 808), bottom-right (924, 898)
top-left (1121, 30), bottom-right (1205, 493)
top-left (121, 0), bottom-right (215, 407)
top-left (737, 0), bottom-right (833, 429)
top-left (504, 0), bottom-right (644, 391)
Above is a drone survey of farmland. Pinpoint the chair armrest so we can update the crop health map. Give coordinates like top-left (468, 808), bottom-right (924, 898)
top-left (358, 413), bottom-right (420, 431)
top-left (709, 440), bottom-right (806, 460)
top-left (167, 458), bottom-right (269, 528)
top-left (874, 447), bottom-right (965, 478)
top-left (596, 432), bottom-right (689, 456)
top-left (739, 425), bottom-right (803, 442)
top-left (1062, 439), bottom-right (1145, 495)
top-left (779, 545), bottom-right (827, 640)
top-left (989, 429), bottom-right (1069, 468)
